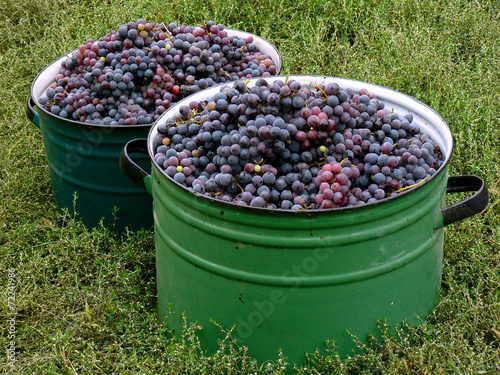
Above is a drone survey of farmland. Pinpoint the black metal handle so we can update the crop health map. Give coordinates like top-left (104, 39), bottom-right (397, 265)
top-left (26, 96), bottom-right (40, 128)
top-left (120, 138), bottom-right (151, 192)
top-left (438, 175), bottom-right (489, 228)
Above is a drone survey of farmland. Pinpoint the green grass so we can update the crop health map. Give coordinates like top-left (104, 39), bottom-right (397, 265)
top-left (1, 0), bottom-right (500, 373)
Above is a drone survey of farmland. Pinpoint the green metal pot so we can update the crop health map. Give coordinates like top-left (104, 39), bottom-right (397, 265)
top-left (27, 92), bottom-right (153, 231)
top-left (27, 30), bottom-right (282, 231)
top-left (120, 76), bottom-right (488, 366)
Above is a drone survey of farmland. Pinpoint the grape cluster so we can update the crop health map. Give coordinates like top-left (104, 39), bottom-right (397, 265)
top-left (39, 20), bottom-right (278, 125)
top-left (153, 78), bottom-right (444, 210)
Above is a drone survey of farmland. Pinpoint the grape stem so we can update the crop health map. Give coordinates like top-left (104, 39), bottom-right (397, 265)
top-left (235, 181), bottom-right (245, 193)
top-left (200, 23), bottom-right (211, 36)
top-left (168, 117), bottom-right (202, 127)
top-left (314, 85), bottom-right (328, 100)
top-left (308, 158), bottom-right (327, 168)
top-left (159, 25), bottom-right (174, 41)
top-left (395, 176), bottom-right (430, 193)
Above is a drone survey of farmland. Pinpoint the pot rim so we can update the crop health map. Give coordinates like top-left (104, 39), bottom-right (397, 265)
top-left (29, 28), bottom-right (282, 129)
top-left (147, 75), bottom-right (453, 213)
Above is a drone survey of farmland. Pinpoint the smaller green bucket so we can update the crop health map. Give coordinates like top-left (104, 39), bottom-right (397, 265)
top-left (121, 76), bottom-right (489, 367)
top-left (27, 63), bottom-right (153, 231)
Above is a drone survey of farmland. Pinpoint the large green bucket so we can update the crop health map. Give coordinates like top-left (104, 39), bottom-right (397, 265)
top-left (120, 76), bottom-right (488, 367)
top-left (27, 29), bottom-right (282, 231)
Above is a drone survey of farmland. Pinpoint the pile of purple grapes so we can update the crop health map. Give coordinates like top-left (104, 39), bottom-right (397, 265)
top-left (153, 78), bottom-right (445, 210)
top-left (38, 20), bottom-right (278, 125)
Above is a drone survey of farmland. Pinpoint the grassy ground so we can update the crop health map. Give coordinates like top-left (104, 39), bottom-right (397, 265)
top-left (1, 0), bottom-right (499, 373)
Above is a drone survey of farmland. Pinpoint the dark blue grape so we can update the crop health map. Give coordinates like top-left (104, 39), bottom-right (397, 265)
top-left (250, 197), bottom-right (266, 207)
